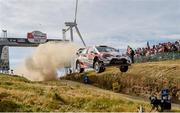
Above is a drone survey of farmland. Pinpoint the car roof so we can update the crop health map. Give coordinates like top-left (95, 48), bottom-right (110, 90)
top-left (79, 45), bottom-right (111, 50)
top-left (97, 45), bottom-right (108, 47)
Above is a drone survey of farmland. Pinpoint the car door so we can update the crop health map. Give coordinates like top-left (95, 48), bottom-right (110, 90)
top-left (79, 48), bottom-right (89, 66)
top-left (87, 48), bottom-right (96, 67)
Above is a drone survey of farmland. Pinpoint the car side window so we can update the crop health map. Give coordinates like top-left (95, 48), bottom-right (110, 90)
top-left (88, 48), bottom-right (92, 54)
top-left (88, 48), bottom-right (96, 54)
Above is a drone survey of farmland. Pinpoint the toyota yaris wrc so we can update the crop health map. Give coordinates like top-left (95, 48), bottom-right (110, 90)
top-left (75, 45), bottom-right (131, 73)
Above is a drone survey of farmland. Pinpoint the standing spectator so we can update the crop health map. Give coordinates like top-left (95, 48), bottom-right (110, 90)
top-left (127, 46), bottom-right (135, 63)
top-left (134, 40), bottom-right (180, 57)
top-left (130, 48), bottom-right (135, 63)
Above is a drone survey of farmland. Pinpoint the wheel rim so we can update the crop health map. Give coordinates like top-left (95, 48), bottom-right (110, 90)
top-left (120, 66), bottom-right (128, 72)
top-left (77, 63), bottom-right (80, 72)
top-left (122, 66), bottom-right (125, 69)
top-left (95, 62), bottom-right (99, 72)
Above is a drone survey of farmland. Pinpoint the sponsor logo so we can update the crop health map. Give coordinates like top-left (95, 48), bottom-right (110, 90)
top-left (27, 31), bottom-right (47, 43)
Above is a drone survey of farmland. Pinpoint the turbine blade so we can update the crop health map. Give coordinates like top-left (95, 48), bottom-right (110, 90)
top-left (75, 26), bottom-right (86, 47)
top-left (74, 0), bottom-right (78, 23)
top-left (65, 27), bottom-right (71, 32)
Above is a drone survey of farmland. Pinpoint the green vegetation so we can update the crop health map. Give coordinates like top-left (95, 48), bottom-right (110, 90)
top-left (0, 74), bottom-right (151, 112)
top-left (0, 60), bottom-right (180, 111)
top-left (63, 60), bottom-right (180, 105)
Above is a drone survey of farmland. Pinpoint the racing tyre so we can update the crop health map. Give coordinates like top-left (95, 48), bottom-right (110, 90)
top-left (94, 60), bottom-right (105, 73)
top-left (119, 66), bottom-right (128, 72)
top-left (76, 62), bottom-right (84, 73)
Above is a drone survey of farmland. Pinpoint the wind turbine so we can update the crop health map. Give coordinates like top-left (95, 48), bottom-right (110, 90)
top-left (62, 0), bottom-right (86, 47)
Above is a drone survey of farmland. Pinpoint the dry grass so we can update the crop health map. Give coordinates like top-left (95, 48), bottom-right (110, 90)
top-left (0, 60), bottom-right (180, 112)
top-left (0, 74), bottom-right (152, 112)
top-left (63, 59), bottom-right (180, 109)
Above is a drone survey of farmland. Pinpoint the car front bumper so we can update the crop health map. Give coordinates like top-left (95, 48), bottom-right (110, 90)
top-left (100, 57), bottom-right (131, 66)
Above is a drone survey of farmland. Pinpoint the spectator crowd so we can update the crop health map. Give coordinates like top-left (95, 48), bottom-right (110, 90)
top-left (134, 40), bottom-right (180, 57)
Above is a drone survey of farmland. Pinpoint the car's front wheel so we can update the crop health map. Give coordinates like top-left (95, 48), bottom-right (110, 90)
top-left (119, 66), bottom-right (128, 72)
top-left (94, 60), bottom-right (105, 73)
top-left (76, 62), bottom-right (84, 73)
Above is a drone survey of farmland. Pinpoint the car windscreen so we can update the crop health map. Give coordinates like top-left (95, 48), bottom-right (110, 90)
top-left (96, 46), bottom-right (118, 52)
top-left (81, 49), bottom-right (88, 54)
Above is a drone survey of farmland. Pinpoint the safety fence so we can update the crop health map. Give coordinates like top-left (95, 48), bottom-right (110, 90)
top-left (134, 52), bottom-right (180, 63)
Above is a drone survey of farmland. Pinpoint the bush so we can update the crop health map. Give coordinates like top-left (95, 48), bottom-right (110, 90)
top-left (0, 100), bottom-right (20, 112)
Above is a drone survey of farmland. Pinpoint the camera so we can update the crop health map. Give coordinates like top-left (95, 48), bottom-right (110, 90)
top-left (149, 88), bottom-right (171, 112)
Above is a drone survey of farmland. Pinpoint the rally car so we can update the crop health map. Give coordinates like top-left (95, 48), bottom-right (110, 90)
top-left (75, 45), bottom-right (131, 73)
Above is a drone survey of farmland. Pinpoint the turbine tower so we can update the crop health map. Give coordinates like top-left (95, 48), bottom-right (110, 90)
top-left (63, 0), bottom-right (86, 47)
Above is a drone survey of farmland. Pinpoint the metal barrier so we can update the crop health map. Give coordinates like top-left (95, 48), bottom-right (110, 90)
top-left (135, 52), bottom-right (180, 63)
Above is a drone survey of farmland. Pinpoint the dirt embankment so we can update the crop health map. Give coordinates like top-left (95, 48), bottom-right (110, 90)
top-left (63, 60), bottom-right (180, 104)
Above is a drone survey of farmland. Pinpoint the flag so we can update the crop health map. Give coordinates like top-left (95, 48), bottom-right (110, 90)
top-left (147, 41), bottom-right (150, 49)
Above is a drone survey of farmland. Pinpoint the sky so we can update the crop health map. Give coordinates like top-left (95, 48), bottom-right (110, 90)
top-left (0, 0), bottom-right (180, 69)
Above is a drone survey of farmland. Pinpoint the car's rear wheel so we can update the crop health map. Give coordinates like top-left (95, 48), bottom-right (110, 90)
top-left (94, 60), bottom-right (105, 73)
top-left (76, 62), bottom-right (84, 73)
top-left (119, 66), bottom-right (128, 72)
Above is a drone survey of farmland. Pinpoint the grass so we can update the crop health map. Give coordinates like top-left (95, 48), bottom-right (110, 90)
top-left (0, 59), bottom-right (180, 112)
top-left (0, 74), bottom-right (153, 112)
top-left (63, 59), bottom-right (180, 106)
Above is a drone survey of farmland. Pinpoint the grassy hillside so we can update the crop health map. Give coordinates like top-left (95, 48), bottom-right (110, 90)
top-left (0, 60), bottom-right (180, 112)
top-left (0, 74), bottom-right (152, 112)
top-left (63, 60), bottom-right (180, 104)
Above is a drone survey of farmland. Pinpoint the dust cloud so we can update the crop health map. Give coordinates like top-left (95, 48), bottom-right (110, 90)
top-left (15, 42), bottom-right (79, 81)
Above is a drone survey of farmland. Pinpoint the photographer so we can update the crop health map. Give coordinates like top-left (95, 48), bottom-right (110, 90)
top-left (149, 94), bottom-right (161, 112)
top-left (149, 89), bottom-right (171, 112)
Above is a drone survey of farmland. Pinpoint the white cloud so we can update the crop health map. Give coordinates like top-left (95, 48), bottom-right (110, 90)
top-left (160, 34), bottom-right (180, 40)
top-left (0, 0), bottom-right (180, 67)
top-left (1, 0), bottom-right (180, 40)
